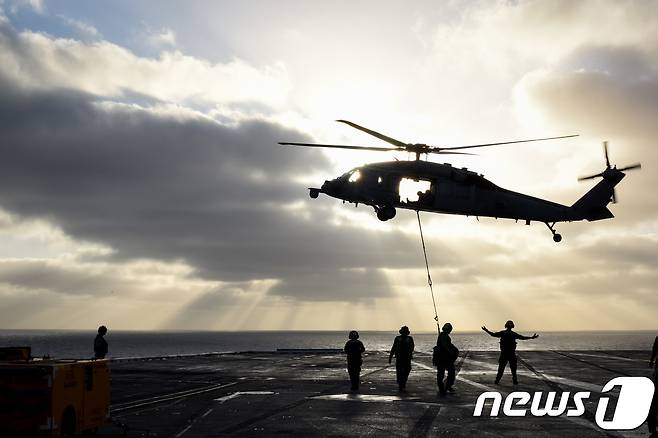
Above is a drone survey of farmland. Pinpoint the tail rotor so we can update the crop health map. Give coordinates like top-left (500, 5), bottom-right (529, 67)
top-left (577, 141), bottom-right (641, 204)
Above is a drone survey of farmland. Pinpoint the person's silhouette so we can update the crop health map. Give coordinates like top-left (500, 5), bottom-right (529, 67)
top-left (434, 322), bottom-right (459, 396)
top-left (648, 335), bottom-right (658, 436)
top-left (482, 320), bottom-right (538, 384)
top-left (344, 330), bottom-right (365, 391)
top-left (94, 325), bottom-right (108, 359)
top-left (389, 326), bottom-right (414, 391)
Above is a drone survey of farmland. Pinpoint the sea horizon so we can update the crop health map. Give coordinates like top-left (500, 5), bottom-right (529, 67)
top-left (1, 329), bottom-right (656, 361)
top-left (2, 328), bottom-right (657, 333)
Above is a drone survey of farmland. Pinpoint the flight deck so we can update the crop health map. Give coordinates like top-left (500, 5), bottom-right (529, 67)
top-left (99, 349), bottom-right (654, 437)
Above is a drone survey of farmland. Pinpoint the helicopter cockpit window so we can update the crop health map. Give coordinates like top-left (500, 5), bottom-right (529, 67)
top-left (399, 177), bottom-right (434, 206)
top-left (348, 170), bottom-right (361, 183)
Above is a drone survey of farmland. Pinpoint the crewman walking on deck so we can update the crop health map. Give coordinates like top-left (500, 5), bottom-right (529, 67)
top-left (482, 320), bottom-right (538, 384)
top-left (94, 325), bottom-right (108, 359)
top-left (434, 323), bottom-right (459, 396)
top-left (648, 335), bottom-right (658, 437)
top-left (389, 326), bottom-right (415, 391)
top-left (344, 330), bottom-right (365, 391)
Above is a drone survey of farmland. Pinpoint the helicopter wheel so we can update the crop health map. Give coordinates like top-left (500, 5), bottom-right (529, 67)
top-left (376, 206), bottom-right (396, 221)
top-left (553, 233), bottom-right (562, 243)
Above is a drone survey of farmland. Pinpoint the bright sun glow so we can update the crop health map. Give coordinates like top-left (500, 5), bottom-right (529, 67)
top-left (0, 1), bottom-right (655, 331)
top-left (398, 178), bottom-right (431, 203)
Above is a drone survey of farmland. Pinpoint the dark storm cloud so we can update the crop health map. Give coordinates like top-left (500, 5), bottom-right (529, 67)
top-left (0, 76), bottom-right (454, 300)
top-left (0, 259), bottom-right (129, 295)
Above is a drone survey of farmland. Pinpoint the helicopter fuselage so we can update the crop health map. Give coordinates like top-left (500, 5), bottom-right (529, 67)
top-left (312, 160), bottom-right (624, 241)
top-left (283, 120), bottom-right (638, 242)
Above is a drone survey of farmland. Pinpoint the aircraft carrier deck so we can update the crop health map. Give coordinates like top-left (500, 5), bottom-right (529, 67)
top-left (100, 350), bottom-right (654, 437)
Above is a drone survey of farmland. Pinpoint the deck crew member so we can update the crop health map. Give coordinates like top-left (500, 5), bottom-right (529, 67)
top-left (344, 330), bottom-right (366, 391)
top-left (94, 325), bottom-right (108, 359)
top-left (482, 320), bottom-right (538, 384)
top-left (648, 335), bottom-right (658, 436)
top-left (434, 322), bottom-right (459, 395)
top-left (389, 326), bottom-right (415, 391)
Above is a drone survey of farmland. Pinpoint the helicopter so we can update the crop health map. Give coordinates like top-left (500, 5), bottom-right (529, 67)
top-left (279, 120), bottom-right (641, 242)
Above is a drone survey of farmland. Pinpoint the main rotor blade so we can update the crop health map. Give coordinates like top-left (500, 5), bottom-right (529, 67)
top-left (603, 141), bottom-right (610, 168)
top-left (336, 120), bottom-right (408, 147)
top-left (440, 134), bottom-right (579, 151)
top-left (617, 163), bottom-right (641, 172)
top-left (435, 151), bottom-right (477, 156)
top-left (426, 149), bottom-right (477, 156)
top-left (278, 142), bottom-right (399, 152)
top-left (578, 173), bottom-right (604, 181)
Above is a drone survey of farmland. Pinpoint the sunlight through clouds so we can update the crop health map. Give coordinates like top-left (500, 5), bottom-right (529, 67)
top-left (0, 1), bottom-right (656, 330)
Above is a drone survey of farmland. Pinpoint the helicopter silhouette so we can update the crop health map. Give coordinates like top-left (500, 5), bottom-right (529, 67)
top-left (280, 120), bottom-right (641, 242)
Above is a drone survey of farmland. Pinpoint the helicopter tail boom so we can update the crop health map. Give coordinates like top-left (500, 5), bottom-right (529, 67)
top-left (571, 141), bottom-right (641, 221)
top-left (571, 170), bottom-right (623, 221)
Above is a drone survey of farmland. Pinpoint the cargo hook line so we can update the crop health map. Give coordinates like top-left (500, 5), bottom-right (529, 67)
top-left (416, 210), bottom-right (439, 332)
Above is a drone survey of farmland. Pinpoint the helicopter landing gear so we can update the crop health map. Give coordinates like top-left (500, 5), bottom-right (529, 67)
top-left (376, 206), bottom-right (396, 221)
top-left (545, 222), bottom-right (562, 242)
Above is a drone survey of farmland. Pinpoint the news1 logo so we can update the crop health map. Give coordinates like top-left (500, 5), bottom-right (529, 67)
top-left (473, 377), bottom-right (655, 430)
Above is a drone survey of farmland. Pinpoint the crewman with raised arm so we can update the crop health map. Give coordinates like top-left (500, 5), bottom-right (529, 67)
top-left (482, 320), bottom-right (538, 384)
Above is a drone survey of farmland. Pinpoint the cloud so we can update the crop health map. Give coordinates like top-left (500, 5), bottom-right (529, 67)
top-left (144, 26), bottom-right (176, 49)
top-left (516, 43), bottom-right (658, 223)
top-left (0, 79), bottom-right (412, 277)
top-left (520, 56), bottom-right (658, 140)
top-left (5, 0), bottom-right (45, 14)
top-left (57, 15), bottom-right (100, 40)
top-left (0, 258), bottom-right (140, 296)
top-left (269, 268), bottom-right (393, 301)
top-left (161, 282), bottom-right (268, 329)
top-left (0, 17), bottom-right (290, 108)
top-left (0, 64), bottom-right (425, 302)
top-left (1, 2), bottom-right (657, 330)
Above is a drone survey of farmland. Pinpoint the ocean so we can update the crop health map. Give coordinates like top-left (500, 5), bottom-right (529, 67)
top-left (0, 330), bottom-right (655, 360)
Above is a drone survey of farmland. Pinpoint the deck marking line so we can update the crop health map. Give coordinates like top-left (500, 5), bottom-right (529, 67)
top-left (214, 391), bottom-right (276, 403)
top-left (218, 364), bottom-right (392, 434)
top-left (463, 358), bottom-right (602, 391)
top-left (551, 351), bottom-right (632, 377)
top-left (410, 351), bottom-right (470, 438)
top-left (519, 354), bottom-right (622, 438)
top-left (174, 424), bottom-right (193, 438)
top-left (111, 381), bottom-right (239, 414)
top-left (573, 352), bottom-right (645, 363)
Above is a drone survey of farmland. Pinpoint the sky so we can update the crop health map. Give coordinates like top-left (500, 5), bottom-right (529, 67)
top-left (0, 0), bottom-right (656, 331)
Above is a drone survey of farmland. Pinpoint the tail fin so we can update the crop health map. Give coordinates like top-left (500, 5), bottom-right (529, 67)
top-left (572, 141), bottom-right (640, 221)
top-left (571, 176), bottom-right (619, 221)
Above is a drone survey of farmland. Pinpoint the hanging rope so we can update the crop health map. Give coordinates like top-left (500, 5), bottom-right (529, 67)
top-left (416, 210), bottom-right (439, 332)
